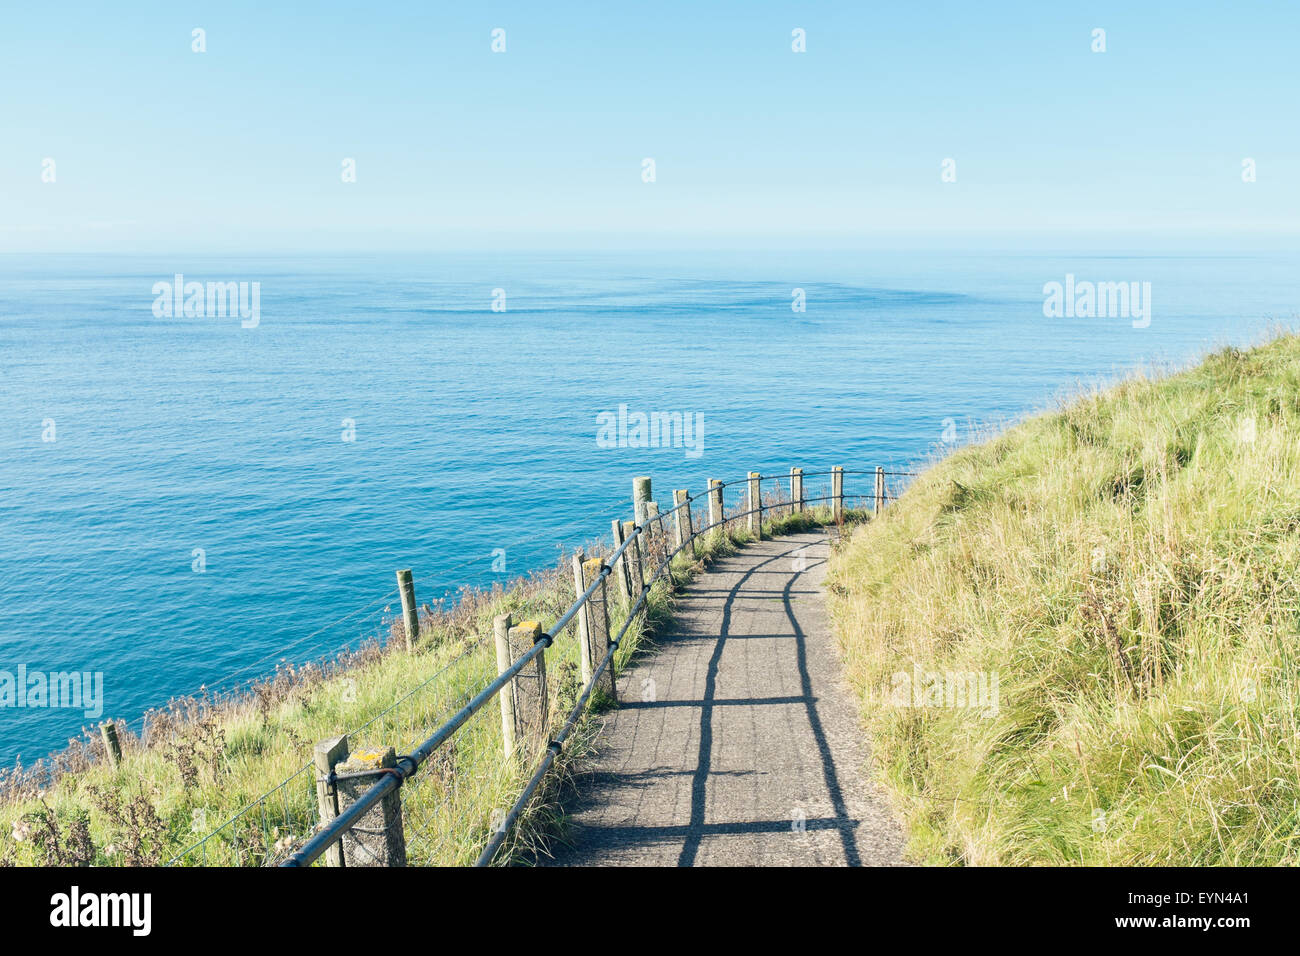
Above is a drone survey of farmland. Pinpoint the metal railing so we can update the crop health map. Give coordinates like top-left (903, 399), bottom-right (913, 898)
top-left (282, 466), bottom-right (908, 867)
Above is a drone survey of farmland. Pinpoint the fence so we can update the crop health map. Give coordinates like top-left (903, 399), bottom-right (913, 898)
top-left (147, 500), bottom-right (650, 866)
top-left (275, 464), bottom-right (909, 868)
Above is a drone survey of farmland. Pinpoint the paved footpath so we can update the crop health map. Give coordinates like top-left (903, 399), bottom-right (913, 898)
top-left (541, 530), bottom-right (906, 866)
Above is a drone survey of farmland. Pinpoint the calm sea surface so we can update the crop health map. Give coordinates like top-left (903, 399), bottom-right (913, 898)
top-left (2, 248), bottom-right (1297, 764)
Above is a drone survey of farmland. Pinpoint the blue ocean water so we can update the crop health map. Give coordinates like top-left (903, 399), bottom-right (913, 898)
top-left (1, 248), bottom-right (1297, 765)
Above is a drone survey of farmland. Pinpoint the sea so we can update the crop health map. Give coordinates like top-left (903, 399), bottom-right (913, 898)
top-left (1, 246), bottom-right (1297, 764)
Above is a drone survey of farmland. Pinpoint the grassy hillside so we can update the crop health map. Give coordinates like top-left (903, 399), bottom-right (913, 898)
top-left (0, 541), bottom-right (680, 867)
top-left (0, 498), bottom-right (842, 867)
top-left (828, 334), bottom-right (1300, 865)
top-left (1, 556), bottom-right (630, 867)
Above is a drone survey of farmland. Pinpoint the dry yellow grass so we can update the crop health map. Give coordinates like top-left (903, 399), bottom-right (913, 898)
top-left (828, 333), bottom-right (1300, 865)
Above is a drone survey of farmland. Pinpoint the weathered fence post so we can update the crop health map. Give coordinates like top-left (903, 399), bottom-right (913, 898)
top-left (875, 466), bottom-right (886, 514)
top-left (633, 476), bottom-right (653, 526)
top-left (493, 612), bottom-right (518, 759)
top-left (572, 553), bottom-right (592, 683)
top-left (673, 489), bottom-right (692, 556)
top-left (646, 500), bottom-right (670, 590)
top-left (708, 479), bottom-right (724, 538)
top-left (336, 746), bottom-right (407, 866)
top-left (645, 499), bottom-right (661, 553)
top-left (506, 620), bottom-right (549, 755)
top-left (578, 558), bottom-right (617, 699)
top-left (748, 472), bottom-right (763, 540)
top-left (622, 519), bottom-right (646, 607)
top-left (100, 721), bottom-right (122, 769)
top-left (832, 466), bottom-right (844, 523)
top-left (610, 518), bottom-right (633, 606)
top-left (396, 569), bottom-right (419, 651)
top-left (791, 467), bottom-right (804, 515)
top-left (570, 547), bottom-right (587, 634)
top-left (313, 734), bottom-right (349, 867)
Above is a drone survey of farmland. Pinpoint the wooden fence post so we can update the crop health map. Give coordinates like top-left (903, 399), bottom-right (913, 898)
top-left (622, 519), bottom-right (646, 607)
top-left (335, 746), bottom-right (406, 866)
top-left (832, 466), bottom-right (844, 523)
top-left (633, 476), bottom-right (652, 526)
top-left (570, 547), bottom-right (587, 643)
top-left (791, 467), bottom-right (804, 515)
top-left (645, 499), bottom-right (661, 553)
top-left (313, 734), bottom-right (349, 867)
top-left (646, 500), bottom-right (670, 589)
top-left (494, 612), bottom-right (517, 759)
top-left (100, 721), bottom-right (122, 769)
top-left (396, 569), bottom-right (419, 651)
top-left (708, 479), bottom-right (724, 538)
top-left (572, 552), bottom-right (592, 684)
top-left (610, 518), bottom-right (633, 606)
top-left (875, 466), bottom-right (886, 514)
top-left (579, 558), bottom-right (617, 699)
top-left (748, 472), bottom-right (763, 540)
top-left (506, 620), bottom-right (548, 755)
top-left (673, 489), bottom-right (692, 556)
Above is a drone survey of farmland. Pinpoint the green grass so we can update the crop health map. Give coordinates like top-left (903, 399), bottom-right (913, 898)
top-left (827, 332), bottom-right (1300, 865)
top-left (0, 498), bottom-right (852, 867)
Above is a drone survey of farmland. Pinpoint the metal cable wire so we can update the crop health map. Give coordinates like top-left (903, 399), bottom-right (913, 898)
top-left (188, 498), bottom-right (640, 720)
top-left (420, 498), bottom-right (635, 585)
top-left (276, 468), bottom-right (888, 867)
top-left (24, 473), bottom-right (898, 848)
top-left (474, 479), bottom-right (775, 865)
top-left (95, 503), bottom-right (643, 827)
top-left (169, 586), bottom-right (554, 865)
top-left (281, 524), bottom-right (646, 866)
top-left (200, 587), bottom-right (402, 694)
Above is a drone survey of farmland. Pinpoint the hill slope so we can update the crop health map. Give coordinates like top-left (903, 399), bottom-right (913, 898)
top-left (828, 334), bottom-right (1300, 865)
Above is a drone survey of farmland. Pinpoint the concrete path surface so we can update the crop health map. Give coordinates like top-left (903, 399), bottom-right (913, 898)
top-left (539, 530), bottom-right (906, 867)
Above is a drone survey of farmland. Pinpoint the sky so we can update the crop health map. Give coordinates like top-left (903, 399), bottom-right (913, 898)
top-left (2, 1), bottom-right (1297, 252)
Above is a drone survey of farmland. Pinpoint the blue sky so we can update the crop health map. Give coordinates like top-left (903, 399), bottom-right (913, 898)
top-left (2, 1), bottom-right (1297, 251)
